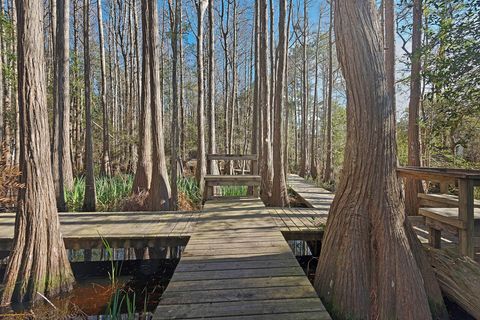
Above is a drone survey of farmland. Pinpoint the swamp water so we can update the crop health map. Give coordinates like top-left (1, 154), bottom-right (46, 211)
top-left (0, 247), bottom-right (182, 319)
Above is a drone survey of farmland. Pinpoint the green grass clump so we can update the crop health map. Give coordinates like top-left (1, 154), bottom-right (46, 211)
top-left (177, 177), bottom-right (202, 204)
top-left (65, 175), bottom-right (133, 212)
top-left (220, 186), bottom-right (247, 197)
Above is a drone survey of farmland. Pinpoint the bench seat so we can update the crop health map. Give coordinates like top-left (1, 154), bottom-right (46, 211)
top-left (204, 175), bottom-right (261, 186)
top-left (418, 193), bottom-right (480, 208)
top-left (418, 207), bottom-right (480, 249)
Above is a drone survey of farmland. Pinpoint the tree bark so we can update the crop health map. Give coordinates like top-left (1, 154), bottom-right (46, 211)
top-left (83, 0), bottom-right (96, 212)
top-left (146, 0), bottom-right (171, 211)
top-left (323, 0), bottom-right (333, 183)
top-left (298, 0), bottom-right (308, 178)
top-left (98, 0), bottom-right (111, 177)
top-left (405, 0), bottom-right (425, 216)
top-left (195, 0), bottom-right (207, 196)
top-left (310, 10), bottom-right (322, 181)
top-left (207, 0), bottom-right (219, 177)
top-left (52, 0), bottom-right (73, 212)
top-left (270, 0), bottom-right (289, 207)
top-left (169, 0), bottom-right (180, 210)
top-left (259, 0), bottom-right (273, 204)
top-left (0, 0), bottom-right (74, 304)
top-left (314, 0), bottom-right (447, 318)
top-left (132, 0), bottom-right (152, 194)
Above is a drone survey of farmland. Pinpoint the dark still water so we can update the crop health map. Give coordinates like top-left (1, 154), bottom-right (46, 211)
top-left (0, 248), bottom-right (181, 319)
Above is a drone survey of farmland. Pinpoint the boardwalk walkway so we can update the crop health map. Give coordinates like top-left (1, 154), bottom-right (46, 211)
top-left (154, 198), bottom-right (330, 319)
top-left (287, 174), bottom-right (335, 209)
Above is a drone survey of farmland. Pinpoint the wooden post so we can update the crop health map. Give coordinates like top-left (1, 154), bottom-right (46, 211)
top-left (429, 227), bottom-right (441, 249)
top-left (458, 178), bottom-right (474, 258)
top-left (439, 181), bottom-right (449, 194)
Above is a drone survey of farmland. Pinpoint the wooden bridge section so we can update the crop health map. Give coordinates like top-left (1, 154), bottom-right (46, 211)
top-left (154, 198), bottom-right (330, 319)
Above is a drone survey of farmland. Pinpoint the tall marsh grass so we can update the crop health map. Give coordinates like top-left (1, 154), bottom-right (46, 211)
top-left (66, 175), bottom-right (203, 212)
top-left (65, 175), bottom-right (133, 212)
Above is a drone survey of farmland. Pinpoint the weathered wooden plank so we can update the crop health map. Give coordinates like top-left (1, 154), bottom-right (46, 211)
top-left (175, 258), bottom-right (300, 272)
top-left (203, 312), bottom-right (332, 320)
top-left (154, 298), bottom-right (327, 319)
top-left (159, 286), bottom-right (318, 305)
top-left (165, 276), bottom-right (313, 292)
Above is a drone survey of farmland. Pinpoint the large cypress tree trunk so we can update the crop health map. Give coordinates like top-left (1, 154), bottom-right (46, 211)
top-left (270, 0), bottom-right (288, 207)
top-left (83, 0), bottom-right (96, 212)
top-left (1, 0), bottom-right (74, 305)
top-left (132, 0), bottom-right (152, 194)
top-left (259, 0), bottom-right (273, 204)
top-left (52, 0), bottom-right (73, 212)
top-left (146, 0), bottom-right (171, 211)
top-left (405, 0), bottom-right (424, 216)
top-left (314, 0), bottom-right (448, 318)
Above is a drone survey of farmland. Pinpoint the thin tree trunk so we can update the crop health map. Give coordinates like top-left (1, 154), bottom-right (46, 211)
top-left (250, 0), bottom-right (260, 194)
top-left (271, 0), bottom-right (289, 207)
top-left (310, 9), bottom-right (322, 181)
top-left (53, 0), bottom-right (73, 212)
top-left (146, 0), bottom-right (171, 211)
top-left (283, 0), bottom-right (292, 176)
top-left (83, 0), bottom-right (96, 212)
top-left (405, 0), bottom-right (425, 216)
top-left (98, 0), bottom-right (111, 177)
top-left (179, 2), bottom-right (185, 162)
top-left (314, 0), bottom-right (448, 317)
top-left (195, 0), bottom-right (208, 196)
top-left (323, 0), bottom-right (333, 183)
top-left (298, 0), bottom-right (308, 178)
top-left (169, 0), bottom-right (180, 210)
top-left (207, 0), bottom-right (219, 177)
top-left (259, 0), bottom-right (273, 204)
top-left (0, 0), bottom-right (74, 304)
top-left (229, 0), bottom-right (237, 170)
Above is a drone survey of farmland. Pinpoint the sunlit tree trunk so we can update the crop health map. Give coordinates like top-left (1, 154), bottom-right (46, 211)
top-left (310, 10), bottom-right (322, 181)
top-left (195, 0), bottom-right (208, 196)
top-left (259, 0), bottom-right (273, 203)
top-left (52, 0), bottom-right (73, 212)
top-left (132, 0), bottom-right (152, 194)
top-left (271, 0), bottom-right (288, 207)
top-left (298, 0), bottom-right (308, 178)
top-left (146, 0), bottom-right (171, 211)
top-left (314, 0), bottom-right (448, 317)
top-left (98, 0), bottom-right (111, 177)
top-left (0, 0), bottom-right (74, 304)
top-left (405, 0), bottom-right (425, 216)
top-left (207, 0), bottom-right (219, 177)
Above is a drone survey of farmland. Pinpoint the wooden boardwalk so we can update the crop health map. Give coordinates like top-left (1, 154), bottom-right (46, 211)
top-left (0, 207), bottom-right (326, 251)
top-left (287, 174), bottom-right (335, 209)
top-left (154, 198), bottom-right (330, 319)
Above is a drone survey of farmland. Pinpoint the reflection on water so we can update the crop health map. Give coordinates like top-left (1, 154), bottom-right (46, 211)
top-left (0, 246), bottom-right (183, 318)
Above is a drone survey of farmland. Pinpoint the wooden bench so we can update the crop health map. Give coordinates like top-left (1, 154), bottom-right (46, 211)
top-left (397, 166), bottom-right (480, 257)
top-left (418, 193), bottom-right (480, 209)
top-left (204, 154), bottom-right (260, 201)
top-left (419, 207), bottom-right (480, 249)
